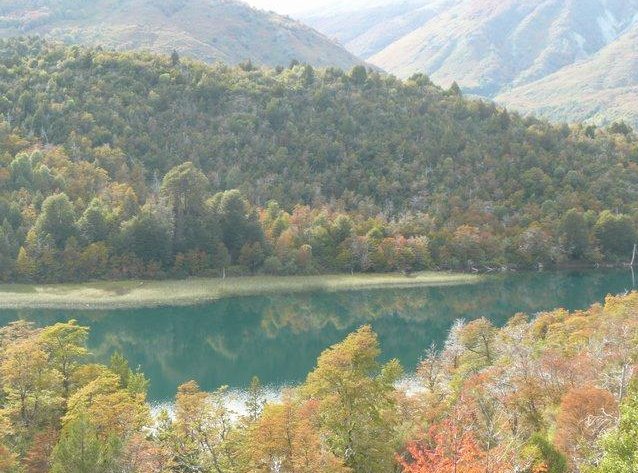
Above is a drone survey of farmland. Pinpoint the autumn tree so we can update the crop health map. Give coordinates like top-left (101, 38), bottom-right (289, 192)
top-left (399, 408), bottom-right (486, 473)
top-left (170, 381), bottom-right (238, 473)
top-left (0, 336), bottom-right (59, 434)
top-left (458, 317), bottom-right (498, 371)
top-left (39, 320), bottom-right (89, 402)
top-left (245, 376), bottom-right (265, 423)
top-left (555, 386), bottom-right (617, 469)
top-left (302, 325), bottom-right (402, 472)
top-left (245, 392), bottom-right (347, 473)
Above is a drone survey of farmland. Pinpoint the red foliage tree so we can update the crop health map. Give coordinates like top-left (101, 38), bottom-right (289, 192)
top-left (399, 411), bottom-right (486, 473)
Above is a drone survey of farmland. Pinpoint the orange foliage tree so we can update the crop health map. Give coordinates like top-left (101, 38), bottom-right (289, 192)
top-left (399, 406), bottom-right (486, 473)
top-left (555, 386), bottom-right (617, 468)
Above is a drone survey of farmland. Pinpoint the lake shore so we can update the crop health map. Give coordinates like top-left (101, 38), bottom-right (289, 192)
top-left (0, 272), bottom-right (480, 310)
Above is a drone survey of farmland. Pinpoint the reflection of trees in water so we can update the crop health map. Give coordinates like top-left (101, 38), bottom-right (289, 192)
top-left (0, 270), bottom-right (632, 400)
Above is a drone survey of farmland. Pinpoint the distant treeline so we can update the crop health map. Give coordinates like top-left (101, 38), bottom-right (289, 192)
top-left (0, 37), bottom-right (637, 282)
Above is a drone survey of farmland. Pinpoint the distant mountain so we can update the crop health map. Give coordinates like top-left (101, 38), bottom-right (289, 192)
top-left (302, 0), bottom-right (638, 125)
top-left (496, 23), bottom-right (638, 126)
top-left (0, 0), bottom-right (362, 69)
top-left (301, 0), bottom-right (455, 60)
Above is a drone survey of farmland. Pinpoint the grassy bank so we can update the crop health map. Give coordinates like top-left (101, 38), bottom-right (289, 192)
top-left (0, 272), bottom-right (480, 310)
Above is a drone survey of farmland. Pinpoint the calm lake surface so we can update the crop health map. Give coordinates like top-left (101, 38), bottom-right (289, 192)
top-left (0, 269), bottom-right (635, 401)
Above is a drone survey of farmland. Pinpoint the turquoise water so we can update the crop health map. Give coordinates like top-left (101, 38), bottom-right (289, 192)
top-left (0, 269), bottom-right (634, 401)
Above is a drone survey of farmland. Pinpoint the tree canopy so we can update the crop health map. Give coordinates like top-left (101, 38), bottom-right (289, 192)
top-left (0, 37), bottom-right (637, 282)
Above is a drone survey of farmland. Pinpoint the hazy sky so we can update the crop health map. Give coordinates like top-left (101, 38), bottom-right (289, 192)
top-left (243, 0), bottom-right (333, 15)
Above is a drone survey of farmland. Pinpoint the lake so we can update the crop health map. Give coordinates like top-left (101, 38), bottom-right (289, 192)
top-left (0, 269), bottom-right (635, 402)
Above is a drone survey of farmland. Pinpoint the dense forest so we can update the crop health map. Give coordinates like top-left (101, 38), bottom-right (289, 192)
top-left (0, 37), bottom-right (638, 282)
top-left (1, 291), bottom-right (637, 472)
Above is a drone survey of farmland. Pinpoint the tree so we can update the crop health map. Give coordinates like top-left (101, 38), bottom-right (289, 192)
top-left (0, 444), bottom-right (17, 472)
top-left (16, 245), bottom-right (36, 280)
top-left (458, 317), bottom-right (498, 371)
top-left (170, 49), bottom-right (180, 66)
top-left (559, 209), bottom-right (590, 260)
top-left (160, 162), bottom-right (211, 253)
top-left (0, 336), bottom-right (59, 431)
top-left (9, 152), bottom-right (34, 189)
top-left (24, 427), bottom-right (59, 473)
top-left (246, 393), bottom-right (347, 473)
top-left (64, 371), bottom-right (149, 440)
top-left (400, 434), bottom-right (482, 473)
top-left (515, 225), bottom-right (558, 267)
top-left (302, 326), bottom-right (402, 472)
top-left (109, 352), bottom-right (131, 388)
top-left (245, 376), bottom-right (265, 423)
top-left (118, 205), bottom-right (173, 265)
top-left (522, 434), bottom-right (568, 473)
top-left (78, 242), bottom-right (109, 279)
top-left (594, 211), bottom-right (636, 259)
top-left (608, 121), bottom-right (633, 136)
top-left (51, 414), bottom-right (120, 473)
top-left (238, 241), bottom-right (266, 272)
top-left (34, 193), bottom-right (76, 249)
top-left (212, 190), bottom-right (263, 262)
top-left (594, 384), bottom-right (638, 472)
top-left (399, 409), bottom-right (486, 473)
top-left (39, 320), bottom-right (89, 401)
top-left (349, 65), bottom-right (367, 85)
top-left (555, 386), bottom-right (617, 469)
top-left (171, 381), bottom-right (238, 473)
top-left (77, 198), bottom-right (110, 244)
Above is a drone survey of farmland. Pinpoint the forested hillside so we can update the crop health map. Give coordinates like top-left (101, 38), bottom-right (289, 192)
top-left (2, 290), bottom-right (638, 472)
top-left (0, 38), bottom-right (638, 282)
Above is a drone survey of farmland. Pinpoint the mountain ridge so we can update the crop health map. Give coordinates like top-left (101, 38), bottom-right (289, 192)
top-left (0, 0), bottom-right (362, 69)
top-left (496, 22), bottom-right (638, 126)
top-left (302, 0), bottom-right (638, 125)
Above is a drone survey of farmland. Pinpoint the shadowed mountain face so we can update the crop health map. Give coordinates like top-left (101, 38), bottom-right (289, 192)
top-left (302, 0), bottom-right (638, 125)
top-left (0, 0), bottom-right (362, 68)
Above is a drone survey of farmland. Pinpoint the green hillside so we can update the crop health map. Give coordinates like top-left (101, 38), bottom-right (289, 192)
top-left (0, 38), bottom-right (637, 282)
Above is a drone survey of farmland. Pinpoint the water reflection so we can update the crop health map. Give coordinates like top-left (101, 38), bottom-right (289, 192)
top-left (0, 269), bottom-right (633, 401)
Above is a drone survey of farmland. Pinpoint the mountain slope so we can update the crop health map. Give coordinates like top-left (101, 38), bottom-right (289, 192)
top-left (496, 23), bottom-right (638, 126)
top-left (302, 0), bottom-right (638, 125)
top-left (301, 0), bottom-right (455, 60)
top-left (0, 0), bottom-right (362, 68)
top-left (368, 0), bottom-right (638, 95)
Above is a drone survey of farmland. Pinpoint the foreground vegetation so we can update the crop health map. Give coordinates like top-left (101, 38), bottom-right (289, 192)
top-left (2, 291), bottom-right (638, 472)
top-left (0, 271), bottom-right (477, 309)
top-left (0, 38), bottom-right (637, 283)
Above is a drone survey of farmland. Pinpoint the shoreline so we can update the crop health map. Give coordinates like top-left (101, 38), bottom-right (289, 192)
top-left (0, 272), bottom-right (480, 310)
